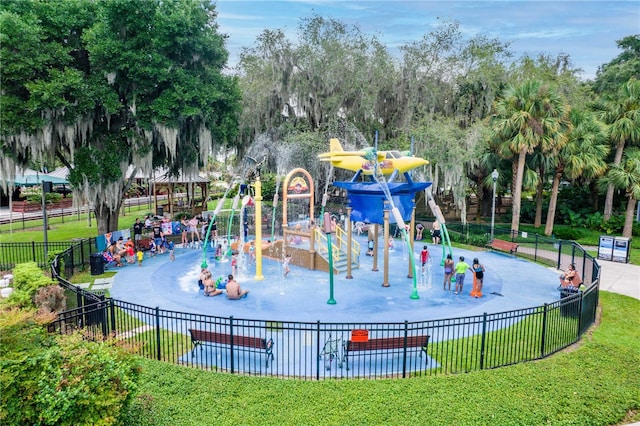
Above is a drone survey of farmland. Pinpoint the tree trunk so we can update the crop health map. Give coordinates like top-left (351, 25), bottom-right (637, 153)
top-left (545, 166), bottom-right (563, 236)
top-left (603, 140), bottom-right (626, 220)
top-left (95, 201), bottom-right (123, 235)
top-left (511, 148), bottom-right (527, 235)
top-left (534, 165), bottom-right (544, 228)
top-left (623, 195), bottom-right (636, 238)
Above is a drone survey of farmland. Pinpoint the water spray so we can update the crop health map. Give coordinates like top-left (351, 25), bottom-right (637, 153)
top-left (201, 180), bottom-right (236, 268)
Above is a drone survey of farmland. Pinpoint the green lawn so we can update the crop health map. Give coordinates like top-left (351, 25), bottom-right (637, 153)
top-left (127, 292), bottom-right (640, 426)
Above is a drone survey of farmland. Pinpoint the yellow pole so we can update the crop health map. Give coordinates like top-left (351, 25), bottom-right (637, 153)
top-left (254, 177), bottom-right (264, 280)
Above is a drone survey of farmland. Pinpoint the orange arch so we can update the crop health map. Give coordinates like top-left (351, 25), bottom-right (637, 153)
top-left (282, 168), bottom-right (315, 228)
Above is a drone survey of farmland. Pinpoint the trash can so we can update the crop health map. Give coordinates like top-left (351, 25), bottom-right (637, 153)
top-left (559, 288), bottom-right (579, 318)
top-left (90, 253), bottom-right (104, 276)
top-left (156, 205), bottom-right (164, 217)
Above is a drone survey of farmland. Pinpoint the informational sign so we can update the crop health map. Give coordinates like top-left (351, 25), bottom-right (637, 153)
top-left (597, 236), bottom-right (613, 261)
top-left (612, 237), bottom-right (631, 263)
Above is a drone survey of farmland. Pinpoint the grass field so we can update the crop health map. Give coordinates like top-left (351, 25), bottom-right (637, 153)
top-left (126, 292), bottom-right (640, 425)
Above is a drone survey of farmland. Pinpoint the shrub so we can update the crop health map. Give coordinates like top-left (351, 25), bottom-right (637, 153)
top-left (2, 262), bottom-right (56, 309)
top-left (553, 227), bottom-right (585, 241)
top-left (0, 307), bottom-right (141, 426)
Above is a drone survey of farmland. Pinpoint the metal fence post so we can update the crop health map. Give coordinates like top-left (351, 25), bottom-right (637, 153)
top-left (534, 234), bottom-right (538, 262)
top-left (316, 320), bottom-right (321, 380)
top-left (577, 292), bottom-right (584, 337)
top-left (155, 306), bottom-right (161, 361)
top-left (80, 240), bottom-right (85, 269)
top-left (540, 303), bottom-right (548, 358)
top-left (229, 316), bottom-right (235, 374)
top-left (31, 241), bottom-right (36, 262)
top-left (480, 312), bottom-right (487, 370)
top-left (109, 299), bottom-right (116, 332)
top-left (557, 240), bottom-right (562, 270)
top-left (402, 321), bottom-right (409, 378)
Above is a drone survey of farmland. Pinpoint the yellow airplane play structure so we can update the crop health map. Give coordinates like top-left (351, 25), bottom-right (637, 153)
top-left (318, 138), bottom-right (429, 175)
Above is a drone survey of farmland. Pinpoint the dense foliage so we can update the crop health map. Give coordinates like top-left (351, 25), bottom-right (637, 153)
top-left (0, 308), bottom-right (141, 425)
top-left (0, 0), bottom-right (240, 234)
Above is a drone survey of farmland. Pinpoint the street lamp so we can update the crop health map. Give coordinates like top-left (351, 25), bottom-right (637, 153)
top-left (490, 169), bottom-right (499, 242)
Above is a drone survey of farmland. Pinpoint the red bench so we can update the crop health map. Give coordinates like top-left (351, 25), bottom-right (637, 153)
top-left (343, 333), bottom-right (429, 370)
top-left (487, 238), bottom-right (518, 255)
top-left (188, 329), bottom-right (274, 367)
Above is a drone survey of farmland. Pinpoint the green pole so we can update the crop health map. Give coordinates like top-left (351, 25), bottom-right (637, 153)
top-left (324, 212), bottom-right (336, 305)
top-left (442, 223), bottom-right (455, 282)
top-left (392, 207), bottom-right (419, 300)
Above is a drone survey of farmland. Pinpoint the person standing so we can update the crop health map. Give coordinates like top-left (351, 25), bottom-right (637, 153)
top-left (136, 249), bottom-right (144, 267)
top-left (249, 241), bottom-right (256, 263)
top-left (133, 218), bottom-right (144, 249)
top-left (431, 220), bottom-right (441, 244)
top-left (188, 215), bottom-right (201, 244)
top-left (471, 258), bottom-right (485, 298)
top-left (454, 256), bottom-right (470, 295)
top-left (283, 253), bottom-right (292, 277)
top-left (152, 221), bottom-right (163, 251)
top-left (443, 254), bottom-right (454, 291)
top-left (211, 217), bottom-right (218, 239)
top-left (420, 245), bottom-right (429, 272)
top-left (231, 251), bottom-right (238, 276)
top-left (180, 217), bottom-right (189, 247)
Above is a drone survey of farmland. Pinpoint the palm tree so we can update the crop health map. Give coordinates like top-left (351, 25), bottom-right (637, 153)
top-left (600, 79), bottom-right (640, 220)
top-left (489, 80), bottom-right (570, 234)
top-left (600, 148), bottom-right (640, 237)
top-left (544, 109), bottom-right (609, 236)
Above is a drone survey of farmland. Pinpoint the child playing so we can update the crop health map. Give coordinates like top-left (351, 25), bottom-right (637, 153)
top-left (149, 240), bottom-right (157, 257)
top-left (215, 244), bottom-right (223, 260)
top-left (249, 241), bottom-right (256, 263)
top-left (168, 240), bottom-right (175, 261)
top-left (420, 245), bottom-right (429, 271)
top-left (136, 249), bottom-right (144, 267)
top-left (231, 251), bottom-right (238, 275)
top-left (283, 253), bottom-right (292, 277)
top-left (126, 244), bottom-right (135, 264)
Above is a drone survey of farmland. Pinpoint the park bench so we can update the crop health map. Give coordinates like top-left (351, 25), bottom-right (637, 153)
top-left (343, 330), bottom-right (429, 370)
top-left (487, 238), bottom-right (518, 255)
top-left (188, 329), bottom-right (275, 367)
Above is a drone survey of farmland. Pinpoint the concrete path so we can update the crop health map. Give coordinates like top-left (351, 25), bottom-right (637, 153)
top-left (598, 258), bottom-right (639, 300)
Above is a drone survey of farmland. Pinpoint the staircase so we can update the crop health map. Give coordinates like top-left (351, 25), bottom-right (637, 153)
top-left (314, 226), bottom-right (360, 273)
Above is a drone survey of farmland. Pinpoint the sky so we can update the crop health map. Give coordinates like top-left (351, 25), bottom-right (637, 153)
top-left (215, 0), bottom-right (640, 80)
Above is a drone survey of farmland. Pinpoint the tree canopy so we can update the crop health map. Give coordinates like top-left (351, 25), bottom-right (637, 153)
top-left (1, 0), bottom-right (240, 233)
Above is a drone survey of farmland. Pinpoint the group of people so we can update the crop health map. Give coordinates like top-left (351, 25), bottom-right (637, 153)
top-left (199, 268), bottom-right (249, 299)
top-left (443, 254), bottom-right (485, 297)
top-left (103, 235), bottom-right (145, 268)
top-left (179, 213), bottom-right (217, 247)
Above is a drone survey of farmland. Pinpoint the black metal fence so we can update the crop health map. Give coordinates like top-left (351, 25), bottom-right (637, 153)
top-left (47, 235), bottom-right (601, 380)
top-left (0, 238), bottom-right (97, 273)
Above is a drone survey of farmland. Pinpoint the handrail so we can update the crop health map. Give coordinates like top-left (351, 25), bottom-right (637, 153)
top-left (335, 225), bottom-right (361, 262)
top-left (313, 225), bottom-right (360, 267)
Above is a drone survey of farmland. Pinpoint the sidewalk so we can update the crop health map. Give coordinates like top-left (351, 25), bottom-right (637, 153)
top-left (597, 258), bottom-right (640, 300)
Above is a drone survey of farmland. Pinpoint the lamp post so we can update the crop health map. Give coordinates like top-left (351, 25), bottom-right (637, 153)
top-left (490, 169), bottom-right (499, 242)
